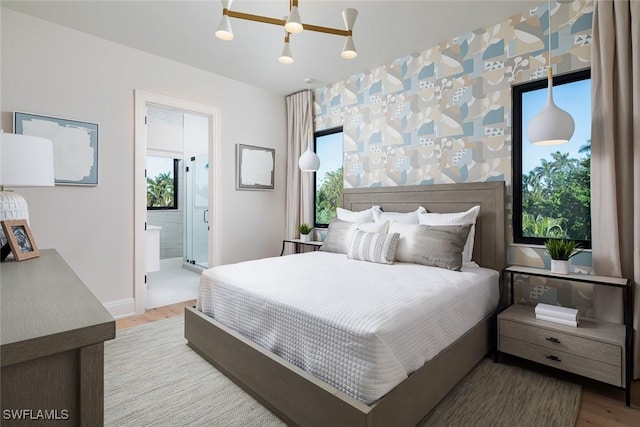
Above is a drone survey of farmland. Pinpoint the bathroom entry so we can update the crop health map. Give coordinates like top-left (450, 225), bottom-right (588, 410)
top-left (145, 103), bottom-right (209, 309)
top-left (134, 90), bottom-right (221, 315)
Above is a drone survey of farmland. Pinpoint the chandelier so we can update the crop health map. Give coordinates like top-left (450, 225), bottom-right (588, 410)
top-left (215, 0), bottom-right (358, 64)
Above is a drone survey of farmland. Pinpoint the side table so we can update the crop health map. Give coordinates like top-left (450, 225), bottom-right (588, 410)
top-left (280, 239), bottom-right (323, 256)
top-left (499, 265), bottom-right (633, 406)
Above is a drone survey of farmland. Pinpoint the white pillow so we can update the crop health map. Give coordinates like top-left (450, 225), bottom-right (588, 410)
top-left (418, 206), bottom-right (480, 263)
top-left (336, 206), bottom-right (381, 223)
top-left (372, 206), bottom-right (426, 224)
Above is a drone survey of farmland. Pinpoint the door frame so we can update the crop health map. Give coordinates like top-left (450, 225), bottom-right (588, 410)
top-left (134, 90), bottom-right (222, 314)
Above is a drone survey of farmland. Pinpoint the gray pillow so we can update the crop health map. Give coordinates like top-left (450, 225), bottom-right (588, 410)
top-left (348, 230), bottom-right (400, 264)
top-left (319, 218), bottom-right (355, 254)
top-left (397, 224), bottom-right (471, 271)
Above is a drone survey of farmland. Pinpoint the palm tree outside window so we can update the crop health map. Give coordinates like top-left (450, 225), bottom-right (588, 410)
top-left (147, 156), bottom-right (179, 209)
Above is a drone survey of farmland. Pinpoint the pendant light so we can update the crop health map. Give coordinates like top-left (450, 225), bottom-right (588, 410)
top-left (526, 0), bottom-right (575, 146)
top-left (298, 133), bottom-right (320, 172)
top-left (298, 80), bottom-right (320, 172)
top-left (278, 31), bottom-right (294, 64)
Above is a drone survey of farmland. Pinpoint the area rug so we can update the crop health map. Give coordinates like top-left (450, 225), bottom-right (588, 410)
top-left (104, 315), bottom-right (581, 426)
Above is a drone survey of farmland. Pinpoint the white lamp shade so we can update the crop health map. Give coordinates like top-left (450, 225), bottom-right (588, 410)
top-left (215, 15), bottom-right (234, 41)
top-left (298, 146), bottom-right (320, 172)
top-left (526, 71), bottom-right (575, 145)
top-left (1, 133), bottom-right (55, 187)
top-left (341, 36), bottom-right (357, 59)
top-left (285, 6), bottom-right (303, 34)
top-left (278, 42), bottom-right (294, 64)
top-left (342, 8), bottom-right (358, 31)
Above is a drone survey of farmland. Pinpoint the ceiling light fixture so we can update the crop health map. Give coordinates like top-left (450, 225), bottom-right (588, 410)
top-left (216, 0), bottom-right (358, 64)
top-left (526, 0), bottom-right (575, 146)
top-left (278, 32), bottom-right (295, 65)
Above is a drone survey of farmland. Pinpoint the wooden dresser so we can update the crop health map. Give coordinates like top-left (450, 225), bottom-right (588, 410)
top-left (1, 249), bottom-right (115, 425)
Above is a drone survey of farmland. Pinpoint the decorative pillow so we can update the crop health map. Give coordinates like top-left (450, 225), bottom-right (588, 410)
top-left (372, 206), bottom-right (426, 224)
top-left (389, 222), bottom-right (471, 271)
top-left (348, 230), bottom-right (400, 265)
top-left (320, 219), bottom-right (389, 254)
top-left (418, 206), bottom-right (480, 263)
top-left (336, 206), bottom-right (380, 223)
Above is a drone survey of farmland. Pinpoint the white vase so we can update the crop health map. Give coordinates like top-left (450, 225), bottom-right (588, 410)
top-left (550, 259), bottom-right (570, 275)
top-left (300, 234), bottom-right (310, 242)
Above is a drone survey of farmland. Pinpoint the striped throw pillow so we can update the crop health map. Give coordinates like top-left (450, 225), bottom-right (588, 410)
top-left (347, 230), bottom-right (400, 264)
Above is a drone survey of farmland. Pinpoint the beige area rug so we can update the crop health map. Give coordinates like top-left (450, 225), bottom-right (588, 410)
top-left (105, 316), bottom-right (581, 427)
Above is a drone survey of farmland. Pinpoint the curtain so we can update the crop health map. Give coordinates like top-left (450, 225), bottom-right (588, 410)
top-left (591, 0), bottom-right (640, 377)
top-left (285, 90), bottom-right (314, 253)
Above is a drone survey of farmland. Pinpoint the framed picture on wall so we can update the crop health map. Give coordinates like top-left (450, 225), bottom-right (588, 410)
top-left (1, 219), bottom-right (40, 261)
top-left (14, 112), bottom-right (99, 186)
top-left (236, 144), bottom-right (275, 190)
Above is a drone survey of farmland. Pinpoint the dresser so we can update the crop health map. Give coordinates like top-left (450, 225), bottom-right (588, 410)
top-left (1, 249), bottom-right (116, 425)
top-left (498, 266), bottom-right (632, 406)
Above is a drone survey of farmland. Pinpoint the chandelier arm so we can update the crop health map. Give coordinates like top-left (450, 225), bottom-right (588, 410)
top-left (224, 9), bottom-right (351, 37)
top-left (302, 23), bottom-right (351, 37)
top-left (224, 9), bottom-right (286, 27)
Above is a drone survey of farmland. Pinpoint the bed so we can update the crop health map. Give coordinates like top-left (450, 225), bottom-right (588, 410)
top-left (185, 181), bottom-right (506, 427)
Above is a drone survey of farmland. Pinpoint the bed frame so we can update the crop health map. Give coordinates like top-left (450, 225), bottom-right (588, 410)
top-left (185, 181), bottom-right (505, 427)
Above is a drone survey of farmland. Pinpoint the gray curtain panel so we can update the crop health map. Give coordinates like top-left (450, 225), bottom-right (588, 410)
top-left (285, 90), bottom-right (315, 253)
top-left (591, 0), bottom-right (640, 378)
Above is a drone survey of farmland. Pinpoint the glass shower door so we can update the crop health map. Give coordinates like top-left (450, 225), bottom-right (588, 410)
top-left (186, 154), bottom-right (209, 268)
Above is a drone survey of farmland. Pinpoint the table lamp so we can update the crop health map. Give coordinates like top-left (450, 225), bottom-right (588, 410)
top-left (0, 132), bottom-right (55, 256)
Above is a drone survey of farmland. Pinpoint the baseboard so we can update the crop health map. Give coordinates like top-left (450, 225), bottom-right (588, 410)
top-left (103, 298), bottom-right (135, 319)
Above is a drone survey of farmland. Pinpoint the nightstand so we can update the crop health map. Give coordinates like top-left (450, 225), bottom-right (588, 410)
top-left (280, 239), bottom-right (323, 256)
top-left (498, 265), bottom-right (633, 406)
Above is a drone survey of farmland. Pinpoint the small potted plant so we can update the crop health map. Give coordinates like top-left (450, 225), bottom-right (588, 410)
top-left (297, 223), bottom-right (313, 242)
top-left (544, 238), bottom-right (582, 275)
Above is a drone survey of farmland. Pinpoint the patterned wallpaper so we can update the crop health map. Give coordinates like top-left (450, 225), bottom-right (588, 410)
top-left (314, 0), bottom-right (592, 189)
top-left (313, 0), bottom-right (595, 311)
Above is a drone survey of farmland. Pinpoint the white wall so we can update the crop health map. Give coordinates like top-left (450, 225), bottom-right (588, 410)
top-left (1, 9), bottom-right (287, 315)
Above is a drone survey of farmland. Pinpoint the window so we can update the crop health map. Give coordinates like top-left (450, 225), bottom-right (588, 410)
top-left (513, 69), bottom-right (591, 248)
top-left (314, 127), bottom-right (344, 227)
top-left (147, 156), bottom-right (179, 209)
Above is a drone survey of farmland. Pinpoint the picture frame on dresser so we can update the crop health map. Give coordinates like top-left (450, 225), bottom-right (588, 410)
top-left (1, 219), bottom-right (40, 261)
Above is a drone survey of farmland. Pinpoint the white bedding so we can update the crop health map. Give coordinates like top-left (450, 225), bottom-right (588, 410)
top-left (196, 251), bottom-right (499, 404)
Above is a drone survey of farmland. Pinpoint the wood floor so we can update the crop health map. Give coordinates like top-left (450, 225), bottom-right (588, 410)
top-left (117, 300), bottom-right (640, 426)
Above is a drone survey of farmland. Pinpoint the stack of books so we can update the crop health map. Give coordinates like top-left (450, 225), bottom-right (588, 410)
top-left (534, 303), bottom-right (580, 327)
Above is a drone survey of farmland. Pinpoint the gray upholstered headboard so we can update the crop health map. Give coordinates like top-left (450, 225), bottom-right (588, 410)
top-left (341, 182), bottom-right (506, 272)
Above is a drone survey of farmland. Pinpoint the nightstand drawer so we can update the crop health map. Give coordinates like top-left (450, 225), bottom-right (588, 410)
top-left (500, 336), bottom-right (622, 387)
top-left (500, 318), bottom-right (621, 366)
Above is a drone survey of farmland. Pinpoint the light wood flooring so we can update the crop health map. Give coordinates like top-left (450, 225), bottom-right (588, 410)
top-left (117, 300), bottom-right (640, 426)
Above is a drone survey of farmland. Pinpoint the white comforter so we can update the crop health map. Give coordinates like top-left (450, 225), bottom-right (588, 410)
top-left (196, 251), bottom-right (499, 404)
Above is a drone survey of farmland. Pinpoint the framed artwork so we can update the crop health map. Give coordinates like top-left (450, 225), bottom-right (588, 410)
top-left (236, 144), bottom-right (275, 190)
top-left (14, 112), bottom-right (99, 186)
top-left (1, 220), bottom-right (40, 261)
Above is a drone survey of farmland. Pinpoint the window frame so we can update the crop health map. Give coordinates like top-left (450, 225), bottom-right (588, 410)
top-left (512, 68), bottom-right (591, 248)
top-left (146, 157), bottom-right (179, 210)
top-left (313, 126), bottom-right (344, 228)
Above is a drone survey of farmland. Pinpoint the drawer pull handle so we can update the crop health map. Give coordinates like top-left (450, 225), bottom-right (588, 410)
top-left (545, 337), bottom-right (561, 344)
top-left (545, 355), bottom-right (561, 362)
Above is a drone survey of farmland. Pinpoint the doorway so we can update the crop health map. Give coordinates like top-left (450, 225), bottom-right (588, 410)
top-left (134, 91), bottom-right (221, 314)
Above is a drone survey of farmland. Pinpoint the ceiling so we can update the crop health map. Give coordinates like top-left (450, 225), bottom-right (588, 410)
top-left (2, 0), bottom-right (546, 95)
